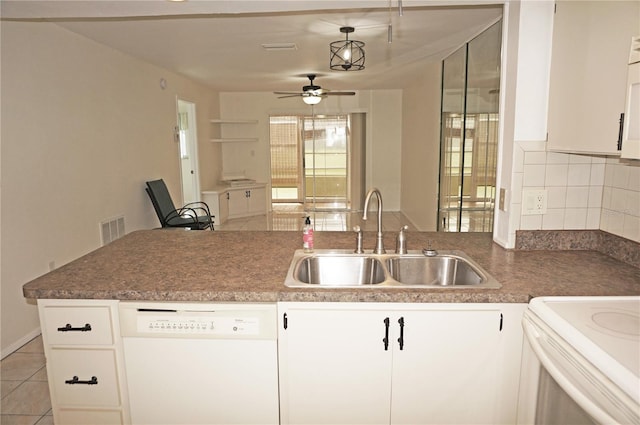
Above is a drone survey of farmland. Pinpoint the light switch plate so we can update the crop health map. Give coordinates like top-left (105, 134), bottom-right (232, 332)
top-left (499, 188), bottom-right (507, 211)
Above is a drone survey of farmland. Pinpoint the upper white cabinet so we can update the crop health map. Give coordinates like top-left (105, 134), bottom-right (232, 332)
top-left (278, 302), bottom-right (526, 425)
top-left (210, 119), bottom-right (258, 143)
top-left (547, 1), bottom-right (639, 155)
top-left (621, 43), bottom-right (640, 159)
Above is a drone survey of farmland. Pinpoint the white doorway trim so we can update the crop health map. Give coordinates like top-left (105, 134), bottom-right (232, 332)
top-left (176, 98), bottom-right (200, 204)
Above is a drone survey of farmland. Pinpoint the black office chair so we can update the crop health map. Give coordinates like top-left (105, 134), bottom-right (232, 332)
top-left (145, 179), bottom-right (214, 230)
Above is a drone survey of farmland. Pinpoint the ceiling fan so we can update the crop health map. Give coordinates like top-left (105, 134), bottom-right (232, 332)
top-left (274, 74), bottom-right (355, 104)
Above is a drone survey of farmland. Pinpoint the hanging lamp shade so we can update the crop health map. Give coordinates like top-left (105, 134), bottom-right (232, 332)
top-left (330, 27), bottom-right (365, 71)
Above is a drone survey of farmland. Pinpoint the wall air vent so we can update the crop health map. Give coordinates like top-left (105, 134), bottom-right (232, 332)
top-left (100, 215), bottom-right (125, 246)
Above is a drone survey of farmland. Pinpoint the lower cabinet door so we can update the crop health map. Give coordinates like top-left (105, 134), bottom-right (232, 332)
top-left (278, 305), bottom-right (393, 425)
top-left (58, 408), bottom-right (124, 425)
top-left (50, 348), bottom-right (121, 407)
top-left (278, 303), bottom-right (526, 425)
top-left (227, 189), bottom-right (246, 218)
top-left (390, 309), bottom-right (502, 425)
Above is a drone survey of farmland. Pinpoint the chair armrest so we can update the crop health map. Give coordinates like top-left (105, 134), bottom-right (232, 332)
top-left (184, 201), bottom-right (212, 216)
top-left (164, 208), bottom-right (199, 224)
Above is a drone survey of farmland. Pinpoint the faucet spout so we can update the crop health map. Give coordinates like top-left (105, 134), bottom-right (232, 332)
top-left (363, 188), bottom-right (385, 254)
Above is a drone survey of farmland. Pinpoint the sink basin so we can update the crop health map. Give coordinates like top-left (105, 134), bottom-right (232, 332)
top-left (284, 250), bottom-right (501, 289)
top-left (293, 255), bottom-right (385, 286)
top-left (387, 255), bottom-right (484, 286)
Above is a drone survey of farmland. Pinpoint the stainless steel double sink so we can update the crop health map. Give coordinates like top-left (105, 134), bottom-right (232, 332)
top-left (284, 249), bottom-right (501, 289)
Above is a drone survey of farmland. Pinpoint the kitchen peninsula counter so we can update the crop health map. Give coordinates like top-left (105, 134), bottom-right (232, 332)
top-left (22, 230), bottom-right (640, 303)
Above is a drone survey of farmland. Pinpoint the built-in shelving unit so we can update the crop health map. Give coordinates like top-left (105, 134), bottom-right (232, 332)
top-left (210, 119), bottom-right (259, 143)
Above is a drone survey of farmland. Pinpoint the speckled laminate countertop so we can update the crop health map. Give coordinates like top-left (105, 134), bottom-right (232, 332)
top-left (22, 230), bottom-right (640, 303)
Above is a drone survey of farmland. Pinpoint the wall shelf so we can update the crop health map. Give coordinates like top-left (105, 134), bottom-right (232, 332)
top-left (210, 119), bottom-right (259, 143)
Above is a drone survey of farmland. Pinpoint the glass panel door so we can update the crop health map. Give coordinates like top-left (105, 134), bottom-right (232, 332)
top-left (303, 115), bottom-right (350, 210)
top-left (270, 114), bottom-right (350, 210)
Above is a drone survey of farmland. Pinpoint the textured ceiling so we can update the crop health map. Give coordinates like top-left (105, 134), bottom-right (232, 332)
top-left (2, 1), bottom-right (503, 92)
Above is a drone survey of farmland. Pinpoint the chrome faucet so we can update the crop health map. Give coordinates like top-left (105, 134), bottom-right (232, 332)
top-left (363, 188), bottom-right (385, 254)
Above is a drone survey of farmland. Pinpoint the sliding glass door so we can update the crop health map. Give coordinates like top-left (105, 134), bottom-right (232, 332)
top-left (270, 114), bottom-right (350, 210)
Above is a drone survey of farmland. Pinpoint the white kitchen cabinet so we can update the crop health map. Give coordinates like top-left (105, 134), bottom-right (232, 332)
top-left (202, 184), bottom-right (266, 225)
top-left (278, 302), bottom-right (526, 425)
top-left (546, 1), bottom-right (639, 155)
top-left (621, 60), bottom-right (640, 159)
top-left (227, 186), bottom-right (267, 219)
top-left (38, 299), bottom-right (130, 424)
top-left (201, 190), bottom-right (228, 225)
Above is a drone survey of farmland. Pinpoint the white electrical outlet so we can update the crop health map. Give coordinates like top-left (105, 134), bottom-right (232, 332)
top-left (523, 189), bottom-right (547, 215)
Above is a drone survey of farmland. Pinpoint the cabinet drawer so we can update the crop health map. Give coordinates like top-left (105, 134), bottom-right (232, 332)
top-left (58, 408), bottom-right (124, 425)
top-left (43, 306), bottom-right (113, 345)
top-left (50, 348), bottom-right (121, 407)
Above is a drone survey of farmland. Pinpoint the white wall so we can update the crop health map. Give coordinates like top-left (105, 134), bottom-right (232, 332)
top-left (0, 21), bottom-right (220, 355)
top-left (217, 90), bottom-right (403, 211)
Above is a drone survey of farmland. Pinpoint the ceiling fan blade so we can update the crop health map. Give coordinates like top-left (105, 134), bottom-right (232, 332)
top-left (277, 94), bottom-right (303, 99)
top-left (326, 92), bottom-right (356, 96)
top-left (274, 91), bottom-right (302, 95)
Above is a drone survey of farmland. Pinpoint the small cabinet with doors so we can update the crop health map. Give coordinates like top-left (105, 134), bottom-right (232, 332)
top-left (38, 299), bottom-right (130, 424)
top-left (227, 186), bottom-right (266, 218)
top-left (277, 302), bottom-right (527, 425)
top-left (202, 184), bottom-right (266, 225)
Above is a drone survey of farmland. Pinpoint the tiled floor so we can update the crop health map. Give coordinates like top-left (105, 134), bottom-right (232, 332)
top-left (1, 335), bottom-right (53, 425)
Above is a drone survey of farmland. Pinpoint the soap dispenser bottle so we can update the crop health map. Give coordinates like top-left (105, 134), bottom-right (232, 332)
top-left (303, 216), bottom-right (314, 252)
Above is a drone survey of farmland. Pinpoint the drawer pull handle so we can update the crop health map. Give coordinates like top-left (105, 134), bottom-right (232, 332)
top-left (57, 323), bottom-right (92, 332)
top-left (65, 376), bottom-right (98, 385)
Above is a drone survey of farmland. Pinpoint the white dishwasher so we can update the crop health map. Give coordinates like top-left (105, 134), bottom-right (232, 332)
top-left (119, 302), bottom-right (279, 425)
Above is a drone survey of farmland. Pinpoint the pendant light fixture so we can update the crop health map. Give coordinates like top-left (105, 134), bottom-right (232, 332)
top-left (329, 27), bottom-right (365, 71)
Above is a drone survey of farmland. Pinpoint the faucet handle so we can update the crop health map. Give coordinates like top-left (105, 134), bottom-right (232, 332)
top-left (353, 226), bottom-right (364, 254)
top-left (396, 225), bottom-right (409, 254)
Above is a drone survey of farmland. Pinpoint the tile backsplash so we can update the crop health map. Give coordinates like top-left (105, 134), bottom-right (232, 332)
top-left (511, 141), bottom-right (640, 243)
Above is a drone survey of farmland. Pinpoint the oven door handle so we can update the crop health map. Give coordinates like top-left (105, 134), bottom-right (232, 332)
top-left (522, 319), bottom-right (619, 425)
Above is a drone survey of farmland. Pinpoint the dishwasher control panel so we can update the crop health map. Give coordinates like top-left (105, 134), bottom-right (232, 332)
top-left (137, 315), bottom-right (259, 335)
top-left (119, 302), bottom-right (278, 340)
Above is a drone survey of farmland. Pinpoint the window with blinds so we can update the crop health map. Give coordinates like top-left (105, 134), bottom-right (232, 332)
top-left (270, 116), bottom-right (302, 201)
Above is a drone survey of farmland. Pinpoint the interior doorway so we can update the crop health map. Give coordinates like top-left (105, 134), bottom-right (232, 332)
top-left (176, 99), bottom-right (200, 205)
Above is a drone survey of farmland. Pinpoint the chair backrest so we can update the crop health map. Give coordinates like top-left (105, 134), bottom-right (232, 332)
top-left (146, 179), bottom-right (178, 226)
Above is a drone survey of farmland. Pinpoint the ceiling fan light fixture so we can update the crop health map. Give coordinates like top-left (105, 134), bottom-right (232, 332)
top-left (302, 94), bottom-right (322, 105)
top-left (330, 26), bottom-right (365, 71)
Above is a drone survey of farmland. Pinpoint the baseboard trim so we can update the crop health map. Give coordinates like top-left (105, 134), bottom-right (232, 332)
top-left (2, 326), bottom-right (42, 359)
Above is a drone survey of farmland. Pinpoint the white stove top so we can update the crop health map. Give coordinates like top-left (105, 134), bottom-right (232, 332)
top-left (529, 296), bottom-right (640, 403)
